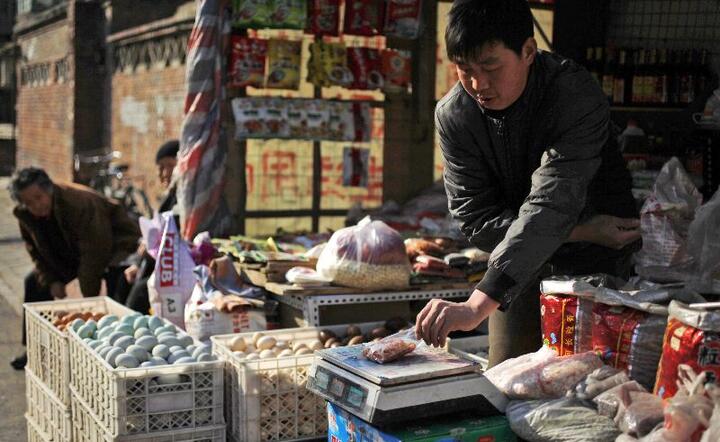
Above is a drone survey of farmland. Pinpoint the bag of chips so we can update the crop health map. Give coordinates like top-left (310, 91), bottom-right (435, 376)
top-left (307, 41), bottom-right (350, 88)
top-left (266, 39), bottom-right (302, 90)
top-left (382, 49), bottom-right (412, 93)
top-left (343, 0), bottom-right (385, 36)
top-left (262, 98), bottom-right (289, 138)
top-left (233, 0), bottom-right (272, 28)
top-left (540, 293), bottom-right (594, 356)
top-left (347, 47), bottom-right (383, 90)
top-left (228, 36), bottom-right (267, 88)
top-left (232, 97), bottom-right (267, 139)
top-left (268, 0), bottom-right (307, 29)
top-left (385, 0), bottom-right (423, 39)
top-left (306, 0), bottom-right (340, 35)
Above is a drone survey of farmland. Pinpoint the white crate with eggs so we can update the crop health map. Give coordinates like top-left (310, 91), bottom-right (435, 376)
top-left (24, 296), bottom-right (136, 405)
top-left (212, 321), bottom-right (400, 442)
top-left (67, 312), bottom-right (224, 438)
top-left (25, 368), bottom-right (71, 442)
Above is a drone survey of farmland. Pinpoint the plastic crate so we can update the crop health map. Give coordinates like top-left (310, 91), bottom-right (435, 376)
top-left (67, 315), bottom-right (224, 437)
top-left (24, 296), bottom-right (136, 405)
top-left (212, 322), bottom-right (385, 442)
top-left (71, 389), bottom-right (226, 442)
top-left (448, 334), bottom-right (490, 370)
top-left (25, 368), bottom-right (71, 442)
top-left (26, 414), bottom-right (51, 442)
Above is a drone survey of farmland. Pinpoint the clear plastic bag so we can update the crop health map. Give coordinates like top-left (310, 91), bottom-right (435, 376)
top-left (362, 328), bottom-right (419, 364)
top-left (285, 266), bottom-right (332, 287)
top-left (485, 347), bottom-right (603, 400)
top-left (635, 157), bottom-right (702, 282)
top-left (569, 367), bottom-right (630, 400)
top-left (317, 217), bottom-right (411, 290)
top-left (700, 384), bottom-right (720, 442)
top-left (620, 391), bottom-right (664, 437)
top-left (688, 188), bottom-right (720, 294)
top-left (594, 381), bottom-right (646, 419)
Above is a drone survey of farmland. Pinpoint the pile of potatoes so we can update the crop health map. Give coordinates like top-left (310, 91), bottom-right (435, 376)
top-left (228, 318), bottom-right (409, 361)
top-left (52, 311), bottom-right (105, 332)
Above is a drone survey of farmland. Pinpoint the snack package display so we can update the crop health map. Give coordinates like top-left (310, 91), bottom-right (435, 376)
top-left (347, 47), bottom-right (384, 90)
top-left (635, 157), bottom-right (702, 282)
top-left (316, 218), bottom-right (411, 290)
top-left (228, 36), bottom-right (267, 88)
top-left (262, 97), bottom-right (290, 137)
top-left (148, 212), bottom-right (197, 329)
top-left (307, 41), bottom-right (350, 87)
top-left (306, 0), bottom-right (340, 35)
top-left (655, 301), bottom-right (720, 399)
top-left (485, 347), bottom-right (603, 400)
top-left (267, 0), bottom-right (307, 29)
top-left (266, 39), bottom-right (302, 89)
top-left (688, 188), bottom-right (720, 294)
top-left (540, 293), bottom-right (594, 356)
top-left (507, 398), bottom-right (621, 442)
top-left (232, 96), bottom-right (266, 138)
top-left (382, 49), bottom-right (412, 93)
top-left (385, 0), bottom-right (423, 39)
top-left (343, 0), bottom-right (385, 36)
top-left (233, 0), bottom-right (272, 28)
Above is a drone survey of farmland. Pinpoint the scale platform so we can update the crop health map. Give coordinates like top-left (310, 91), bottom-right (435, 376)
top-left (307, 345), bottom-right (508, 425)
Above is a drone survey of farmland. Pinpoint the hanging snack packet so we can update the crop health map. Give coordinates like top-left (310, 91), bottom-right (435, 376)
top-left (306, 0), bottom-right (340, 36)
top-left (232, 97), bottom-right (267, 139)
top-left (228, 36), bottom-right (267, 88)
top-left (347, 47), bottom-right (383, 90)
top-left (233, 0), bottom-right (272, 28)
top-left (385, 0), bottom-right (422, 39)
top-left (327, 101), bottom-right (352, 141)
top-left (287, 99), bottom-right (308, 139)
top-left (308, 41), bottom-right (349, 88)
top-left (540, 293), bottom-right (594, 356)
top-left (382, 49), bottom-right (411, 93)
top-left (306, 99), bottom-right (330, 140)
top-left (268, 0), bottom-right (307, 30)
top-left (343, 0), bottom-right (385, 36)
top-left (352, 102), bottom-right (372, 142)
top-left (262, 98), bottom-right (290, 138)
top-left (266, 39), bottom-right (302, 90)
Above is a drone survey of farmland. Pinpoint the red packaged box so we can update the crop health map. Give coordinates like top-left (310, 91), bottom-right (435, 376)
top-left (347, 47), bottom-right (383, 90)
top-left (540, 293), bottom-right (593, 357)
top-left (228, 36), bottom-right (267, 88)
top-left (343, 0), bottom-right (385, 36)
top-left (306, 0), bottom-right (340, 36)
top-left (382, 49), bottom-right (411, 93)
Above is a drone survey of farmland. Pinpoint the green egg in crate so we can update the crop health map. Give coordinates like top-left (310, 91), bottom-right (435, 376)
top-left (135, 335), bottom-right (158, 351)
top-left (126, 345), bottom-right (149, 362)
top-left (134, 327), bottom-right (153, 339)
top-left (133, 316), bottom-right (149, 330)
top-left (97, 314), bottom-right (118, 329)
top-left (114, 336), bottom-right (135, 350)
top-left (115, 323), bottom-right (134, 337)
top-left (147, 316), bottom-right (164, 331)
top-left (105, 347), bottom-right (124, 368)
top-left (152, 344), bottom-right (170, 359)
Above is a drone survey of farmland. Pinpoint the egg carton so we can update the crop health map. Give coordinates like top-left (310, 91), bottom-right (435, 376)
top-left (26, 413), bottom-right (52, 442)
top-left (67, 315), bottom-right (224, 438)
top-left (25, 368), bottom-right (72, 442)
top-left (212, 322), bottom-right (384, 442)
top-left (24, 296), bottom-right (136, 405)
top-left (71, 388), bottom-right (226, 442)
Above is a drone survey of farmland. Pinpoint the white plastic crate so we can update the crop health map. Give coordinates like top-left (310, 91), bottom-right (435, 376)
top-left (26, 367), bottom-right (71, 442)
top-left (26, 414), bottom-right (51, 442)
top-left (24, 296), bottom-right (136, 405)
top-left (71, 389), bottom-right (226, 442)
top-left (67, 315), bottom-right (224, 437)
top-left (212, 322), bottom-right (386, 442)
top-left (448, 334), bottom-right (490, 370)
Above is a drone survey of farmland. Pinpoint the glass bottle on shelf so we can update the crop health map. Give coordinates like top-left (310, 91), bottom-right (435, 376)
top-left (656, 48), bottom-right (669, 105)
top-left (602, 47), bottom-right (616, 103)
top-left (632, 49), bottom-right (646, 104)
top-left (613, 49), bottom-right (627, 105)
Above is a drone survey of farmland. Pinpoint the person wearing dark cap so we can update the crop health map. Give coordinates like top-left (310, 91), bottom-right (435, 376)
top-left (122, 140), bottom-right (179, 313)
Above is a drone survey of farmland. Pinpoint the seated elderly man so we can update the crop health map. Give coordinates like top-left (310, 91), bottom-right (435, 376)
top-left (9, 167), bottom-right (140, 369)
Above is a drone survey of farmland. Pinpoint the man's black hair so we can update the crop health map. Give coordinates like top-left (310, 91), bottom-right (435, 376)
top-left (9, 167), bottom-right (54, 202)
top-left (446, 0), bottom-right (534, 62)
top-left (155, 140), bottom-right (180, 164)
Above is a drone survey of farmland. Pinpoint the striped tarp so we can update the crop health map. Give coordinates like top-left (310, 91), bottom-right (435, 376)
top-left (176, 0), bottom-right (233, 240)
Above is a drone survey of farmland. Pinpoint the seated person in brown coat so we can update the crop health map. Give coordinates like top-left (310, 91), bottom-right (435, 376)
top-left (9, 167), bottom-right (141, 369)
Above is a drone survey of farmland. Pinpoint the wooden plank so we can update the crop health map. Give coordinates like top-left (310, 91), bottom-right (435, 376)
top-left (265, 280), bottom-right (474, 297)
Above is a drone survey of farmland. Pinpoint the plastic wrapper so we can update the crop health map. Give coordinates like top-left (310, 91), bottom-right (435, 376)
top-left (569, 367), bottom-right (630, 400)
top-left (228, 36), bottom-right (267, 88)
top-left (343, 0), bottom-right (384, 36)
top-left (138, 212), bottom-right (166, 259)
top-left (148, 213), bottom-right (196, 329)
top-left (306, 0), bottom-right (340, 35)
top-left (655, 301), bottom-right (720, 399)
top-left (266, 39), bottom-right (302, 89)
top-left (688, 188), bottom-right (720, 294)
top-left (540, 293), bottom-right (594, 356)
top-left (307, 41), bottom-right (349, 88)
top-left (317, 218), bottom-right (411, 290)
top-left (621, 391), bottom-right (664, 437)
top-left (362, 329), bottom-right (418, 364)
top-left (594, 381), bottom-right (646, 418)
top-left (635, 157), bottom-right (702, 282)
top-left (347, 47), bottom-right (383, 90)
top-left (404, 237), bottom-right (444, 259)
top-left (507, 398), bottom-right (621, 442)
top-left (233, 0), bottom-right (272, 28)
top-left (267, 0), bottom-right (307, 29)
top-left (285, 266), bottom-right (331, 287)
top-left (384, 0), bottom-right (422, 39)
top-left (485, 347), bottom-right (603, 399)
top-left (232, 97), bottom-right (266, 138)
top-left (701, 384), bottom-right (720, 442)
top-left (382, 49), bottom-right (412, 93)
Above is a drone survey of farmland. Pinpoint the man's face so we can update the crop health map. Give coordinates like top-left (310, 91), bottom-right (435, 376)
top-left (455, 38), bottom-right (537, 111)
top-left (18, 184), bottom-right (53, 218)
top-left (157, 157), bottom-right (177, 189)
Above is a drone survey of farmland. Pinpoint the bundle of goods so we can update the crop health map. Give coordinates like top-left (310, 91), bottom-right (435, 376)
top-left (317, 218), bottom-right (411, 290)
top-left (687, 188), bottom-right (720, 294)
top-left (635, 157), bottom-right (703, 283)
top-left (540, 275), bottom-right (705, 390)
top-left (405, 237), bottom-right (487, 283)
top-left (655, 301), bottom-right (720, 399)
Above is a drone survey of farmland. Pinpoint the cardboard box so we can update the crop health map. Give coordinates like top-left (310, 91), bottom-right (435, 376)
top-left (327, 402), bottom-right (516, 442)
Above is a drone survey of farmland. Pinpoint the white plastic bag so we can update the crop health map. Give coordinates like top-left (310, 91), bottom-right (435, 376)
top-left (317, 217), bottom-right (411, 290)
top-left (285, 267), bottom-right (332, 287)
top-left (148, 212), bottom-right (196, 329)
top-left (635, 157), bottom-right (702, 282)
top-left (688, 188), bottom-right (720, 294)
top-left (138, 212), bottom-right (166, 259)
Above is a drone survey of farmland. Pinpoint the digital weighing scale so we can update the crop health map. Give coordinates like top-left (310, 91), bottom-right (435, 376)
top-left (307, 345), bottom-right (508, 425)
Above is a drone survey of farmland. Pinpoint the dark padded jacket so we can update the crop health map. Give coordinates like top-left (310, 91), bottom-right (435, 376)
top-left (436, 50), bottom-right (638, 308)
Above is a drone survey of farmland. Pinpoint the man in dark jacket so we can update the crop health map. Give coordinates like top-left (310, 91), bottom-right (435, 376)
top-left (416, 0), bottom-right (641, 366)
top-left (9, 167), bottom-right (140, 369)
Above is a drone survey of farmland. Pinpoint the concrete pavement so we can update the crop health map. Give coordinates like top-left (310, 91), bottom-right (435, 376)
top-left (0, 177), bottom-right (32, 317)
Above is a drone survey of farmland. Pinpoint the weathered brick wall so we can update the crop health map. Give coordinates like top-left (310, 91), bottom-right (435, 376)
top-left (111, 64), bottom-right (186, 205)
top-left (15, 20), bottom-right (74, 182)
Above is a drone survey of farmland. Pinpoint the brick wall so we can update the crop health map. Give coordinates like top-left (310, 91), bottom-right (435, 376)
top-left (111, 64), bottom-right (186, 204)
top-left (15, 20), bottom-right (74, 182)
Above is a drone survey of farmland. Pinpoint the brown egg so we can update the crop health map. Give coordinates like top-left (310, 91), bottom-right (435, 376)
top-left (330, 342), bottom-right (341, 348)
top-left (384, 317), bottom-right (407, 333)
top-left (318, 330), bottom-right (337, 344)
top-left (346, 325), bottom-right (362, 338)
top-left (92, 312), bottom-right (104, 321)
top-left (324, 338), bottom-right (339, 349)
top-left (348, 335), bottom-right (364, 346)
top-left (370, 327), bottom-right (388, 339)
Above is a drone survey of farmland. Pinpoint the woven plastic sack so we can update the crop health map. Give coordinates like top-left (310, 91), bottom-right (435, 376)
top-left (507, 398), bottom-right (621, 442)
top-left (688, 188), bottom-right (720, 294)
top-left (635, 157), bottom-right (702, 282)
top-left (317, 217), bottom-right (411, 290)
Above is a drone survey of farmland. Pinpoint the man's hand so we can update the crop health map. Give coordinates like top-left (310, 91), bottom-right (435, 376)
top-left (50, 282), bottom-right (67, 299)
top-left (124, 264), bottom-right (140, 284)
top-left (415, 290), bottom-right (500, 347)
top-left (569, 215), bottom-right (641, 250)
